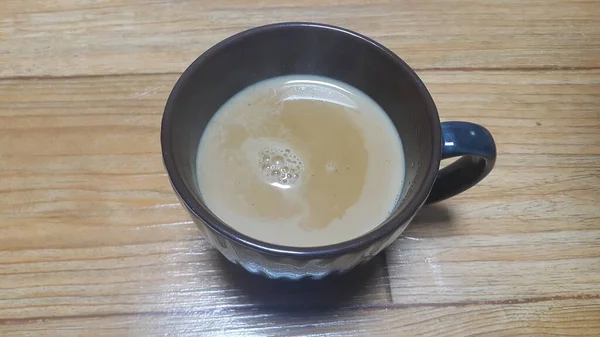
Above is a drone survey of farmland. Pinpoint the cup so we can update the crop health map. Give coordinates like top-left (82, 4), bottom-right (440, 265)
top-left (161, 22), bottom-right (496, 279)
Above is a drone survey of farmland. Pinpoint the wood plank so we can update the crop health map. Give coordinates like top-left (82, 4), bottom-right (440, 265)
top-left (0, 71), bottom-right (392, 321)
top-left (2, 0), bottom-right (600, 335)
top-left (1, 299), bottom-right (599, 336)
top-left (385, 69), bottom-right (600, 305)
top-left (388, 221), bottom-right (600, 303)
top-left (0, 242), bottom-right (392, 319)
top-left (0, 69), bottom-right (598, 332)
top-left (1, 0), bottom-right (599, 78)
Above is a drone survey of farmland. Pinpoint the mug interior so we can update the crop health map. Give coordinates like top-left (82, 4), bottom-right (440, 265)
top-left (162, 23), bottom-right (441, 253)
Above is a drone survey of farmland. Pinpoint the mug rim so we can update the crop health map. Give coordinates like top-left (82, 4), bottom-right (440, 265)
top-left (161, 22), bottom-right (441, 259)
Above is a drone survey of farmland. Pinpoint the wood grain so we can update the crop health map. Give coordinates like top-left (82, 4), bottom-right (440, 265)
top-left (1, 0), bottom-right (600, 335)
top-left (1, 0), bottom-right (599, 77)
top-left (2, 299), bottom-right (600, 336)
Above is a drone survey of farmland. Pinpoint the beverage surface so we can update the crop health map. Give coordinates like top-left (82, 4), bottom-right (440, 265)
top-left (196, 75), bottom-right (405, 247)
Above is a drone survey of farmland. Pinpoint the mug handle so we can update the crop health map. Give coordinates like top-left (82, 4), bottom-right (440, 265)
top-left (426, 121), bottom-right (497, 204)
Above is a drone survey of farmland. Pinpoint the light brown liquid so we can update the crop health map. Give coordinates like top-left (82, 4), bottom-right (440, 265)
top-left (196, 75), bottom-right (405, 247)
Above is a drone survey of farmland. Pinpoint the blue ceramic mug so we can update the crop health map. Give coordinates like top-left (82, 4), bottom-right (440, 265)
top-left (161, 23), bottom-right (496, 279)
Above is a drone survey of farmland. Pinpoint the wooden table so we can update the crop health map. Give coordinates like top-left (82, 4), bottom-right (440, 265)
top-left (1, 1), bottom-right (599, 336)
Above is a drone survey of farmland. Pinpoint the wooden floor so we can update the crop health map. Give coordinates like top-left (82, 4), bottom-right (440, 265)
top-left (1, 1), bottom-right (599, 336)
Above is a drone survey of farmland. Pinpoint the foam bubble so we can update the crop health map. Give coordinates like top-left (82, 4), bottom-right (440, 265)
top-left (325, 160), bottom-right (337, 172)
top-left (256, 144), bottom-right (304, 188)
top-left (272, 155), bottom-right (284, 167)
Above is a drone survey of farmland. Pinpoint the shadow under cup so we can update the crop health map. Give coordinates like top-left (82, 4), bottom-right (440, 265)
top-left (162, 23), bottom-right (448, 279)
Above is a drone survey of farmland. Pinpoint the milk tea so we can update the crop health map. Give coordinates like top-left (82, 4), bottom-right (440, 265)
top-left (196, 75), bottom-right (405, 247)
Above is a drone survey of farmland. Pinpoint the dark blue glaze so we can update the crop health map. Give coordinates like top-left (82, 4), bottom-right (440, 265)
top-left (426, 121), bottom-right (497, 203)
